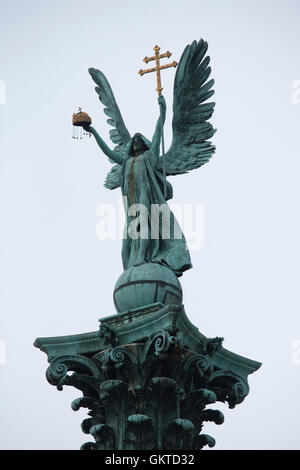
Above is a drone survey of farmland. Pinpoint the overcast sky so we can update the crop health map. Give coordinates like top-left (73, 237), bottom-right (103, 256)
top-left (1, 0), bottom-right (300, 450)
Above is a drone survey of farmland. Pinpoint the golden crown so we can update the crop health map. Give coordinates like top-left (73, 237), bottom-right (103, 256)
top-left (72, 107), bottom-right (92, 126)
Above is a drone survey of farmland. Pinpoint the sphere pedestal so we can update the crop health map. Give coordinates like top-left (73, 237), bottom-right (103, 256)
top-left (113, 263), bottom-right (182, 314)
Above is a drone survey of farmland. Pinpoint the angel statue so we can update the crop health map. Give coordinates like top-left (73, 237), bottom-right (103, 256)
top-left (82, 39), bottom-right (216, 280)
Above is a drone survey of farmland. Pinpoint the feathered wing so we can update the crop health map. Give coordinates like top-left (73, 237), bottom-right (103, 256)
top-left (158, 39), bottom-right (216, 176)
top-left (89, 68), bottom-right (131, 189)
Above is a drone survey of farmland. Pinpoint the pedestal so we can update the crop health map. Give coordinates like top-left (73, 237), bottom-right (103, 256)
top-left (34, 303), bottom-right (261, 450)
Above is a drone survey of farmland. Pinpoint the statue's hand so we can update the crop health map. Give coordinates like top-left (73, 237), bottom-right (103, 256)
top-left (158, 95), bottom-right (166, 108)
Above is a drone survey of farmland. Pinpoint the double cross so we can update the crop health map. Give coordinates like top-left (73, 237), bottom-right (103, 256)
top-left (138, 45), bottom-right (178, 95)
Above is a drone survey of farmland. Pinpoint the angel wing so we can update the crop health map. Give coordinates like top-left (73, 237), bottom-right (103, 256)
top-left (157, 39), bottom-right (216, 176)
top-left (89, 68), bottom-right (131, 189)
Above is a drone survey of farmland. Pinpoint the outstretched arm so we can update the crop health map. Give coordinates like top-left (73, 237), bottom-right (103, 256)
top-left (83, 125), bottom-right (124, 165)
top-left (150, 95), bottom-right (167, 165)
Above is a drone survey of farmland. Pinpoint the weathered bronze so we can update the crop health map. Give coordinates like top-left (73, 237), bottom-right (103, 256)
top-left (72, 107), bottom-right (92, 126)
top-left (35, 39), bottom-right (261, 451)
top-left (34, 303), bottom-right (261, 450)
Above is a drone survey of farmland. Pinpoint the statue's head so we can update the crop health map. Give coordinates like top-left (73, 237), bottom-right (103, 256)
top-left (127, 133), bottom-right (151, 156)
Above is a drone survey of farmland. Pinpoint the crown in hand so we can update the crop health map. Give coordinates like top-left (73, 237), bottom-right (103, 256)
top-left (72, 107), bottom-right (92, 126)
top-left (72, 107), bottom-right (92, 140)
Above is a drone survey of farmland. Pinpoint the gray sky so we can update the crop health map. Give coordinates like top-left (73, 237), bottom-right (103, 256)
top-left (1, 0), bottom-right (300, 450)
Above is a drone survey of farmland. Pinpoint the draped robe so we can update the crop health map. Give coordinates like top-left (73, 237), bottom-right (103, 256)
top-left (120, 135), bottom-right (192, 277)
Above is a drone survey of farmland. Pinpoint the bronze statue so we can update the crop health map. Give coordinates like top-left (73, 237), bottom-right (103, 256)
top-left (82, 40), bottom-right (216, 278)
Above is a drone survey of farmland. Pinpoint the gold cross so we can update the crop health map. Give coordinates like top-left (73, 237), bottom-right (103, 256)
top-left (138, 45), bottom-right (178, 95)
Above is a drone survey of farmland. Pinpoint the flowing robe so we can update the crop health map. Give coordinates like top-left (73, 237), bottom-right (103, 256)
top-left (120, 143), bottom-right (192, 277)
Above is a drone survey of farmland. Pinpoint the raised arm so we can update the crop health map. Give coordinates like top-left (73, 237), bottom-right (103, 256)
top-left (83, 125), bottom-right (124, 165)
top-left (150, 95), bottom-right (167, 163)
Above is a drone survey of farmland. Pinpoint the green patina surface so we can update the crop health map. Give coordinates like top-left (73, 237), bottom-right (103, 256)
top-left (34, 39), bottom-right (261, 450)
top-left (34, 303), bottom-right (261, 450)
top-left (113, 263), bottom-right (182, 314)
